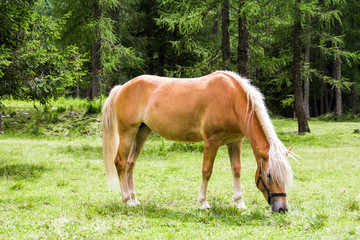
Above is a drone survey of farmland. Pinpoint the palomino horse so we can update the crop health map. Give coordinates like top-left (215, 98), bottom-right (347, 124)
top-left (102, 71), bottom-right (294, 213)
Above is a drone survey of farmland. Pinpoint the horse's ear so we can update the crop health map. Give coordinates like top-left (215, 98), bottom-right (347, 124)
top-left (287, 145), bottom-right (294, 156)
top-left (256, 147), bottom-right (269, 160)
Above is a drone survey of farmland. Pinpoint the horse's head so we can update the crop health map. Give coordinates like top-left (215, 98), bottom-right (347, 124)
top-left (255, 146), bottom-right (293, 213)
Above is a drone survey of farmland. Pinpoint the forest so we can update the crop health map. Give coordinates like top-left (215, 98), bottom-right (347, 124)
top-left (1, 0), bottom-right (360, 133)
top-left (1, 1), bottom-right (360, 238)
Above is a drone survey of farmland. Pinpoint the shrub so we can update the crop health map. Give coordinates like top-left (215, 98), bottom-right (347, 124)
top-left (318, 113), bottom-right (360, 122)
top-left (85, 101), bottom-right (102, 114)
top-left (56, 106), bottom-right (66, 113)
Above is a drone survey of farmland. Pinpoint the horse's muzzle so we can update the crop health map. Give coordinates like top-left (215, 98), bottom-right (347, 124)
top-left (272, 205), bottom-right (288, 213)
top-left (271, 197), bottom-right (288, 213)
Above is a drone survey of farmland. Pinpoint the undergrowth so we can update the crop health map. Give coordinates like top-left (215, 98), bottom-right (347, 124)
top-left (318, 112), bottom-right (360, 122)
top-left (1, 98), bottom-right (103, 137)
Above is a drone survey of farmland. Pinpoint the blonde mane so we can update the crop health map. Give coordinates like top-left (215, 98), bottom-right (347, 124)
top-left (218, 71), bottom-right (294, 189)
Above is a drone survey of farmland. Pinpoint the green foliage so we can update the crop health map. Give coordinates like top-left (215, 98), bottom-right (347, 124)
top-left (1, 0), bottom-right (360, 119)
top-left (85, 100), bottom-right (102, 115)
top-left (0, 1), bottom-right (86, 105)
top-left (0, 45), bottom-right (12, 78)
top-left (318, 112), bottom-right (360, 122)
top-left (56, 106), bottom-right (66, 113)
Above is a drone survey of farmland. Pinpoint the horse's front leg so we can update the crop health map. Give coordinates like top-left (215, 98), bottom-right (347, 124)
top-left (227, 139), bottom-right (247, 210)
top-left (198, 138), bottom-right (220, 209)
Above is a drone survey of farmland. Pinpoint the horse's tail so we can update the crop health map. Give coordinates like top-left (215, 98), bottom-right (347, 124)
top-left (102, 85), bottom-right (122, 192)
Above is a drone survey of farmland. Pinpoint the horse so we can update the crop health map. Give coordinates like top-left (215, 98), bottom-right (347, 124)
top-left (102, 71), bottom-right (295, 213)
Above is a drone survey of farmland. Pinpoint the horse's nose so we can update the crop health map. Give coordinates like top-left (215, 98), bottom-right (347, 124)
top-left (271, 202), bottom-right (288, 213)
top-left (278, 207), bottom-right (288, 213)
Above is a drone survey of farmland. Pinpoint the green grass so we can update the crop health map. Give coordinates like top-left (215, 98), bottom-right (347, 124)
top-left (0, 104), bottom-right (360, 239)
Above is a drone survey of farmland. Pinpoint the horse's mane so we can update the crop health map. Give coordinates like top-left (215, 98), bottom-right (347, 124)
top-left (218, 71), bottom-right (294, 189)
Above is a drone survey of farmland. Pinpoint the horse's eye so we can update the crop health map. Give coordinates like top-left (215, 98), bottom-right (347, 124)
top-left (266, 173), bottom-right (272, 180)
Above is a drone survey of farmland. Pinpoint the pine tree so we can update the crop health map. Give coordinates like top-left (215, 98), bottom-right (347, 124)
top-left (293, 0), bottom-right (310, 133)
top-left (237, 0), bottom-right (249, 77)
top-left (49, 0), bottom-right (143, 98)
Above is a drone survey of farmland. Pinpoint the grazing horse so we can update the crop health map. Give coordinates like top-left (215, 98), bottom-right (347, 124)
top-left (102, 71), bottom-right (294, 213)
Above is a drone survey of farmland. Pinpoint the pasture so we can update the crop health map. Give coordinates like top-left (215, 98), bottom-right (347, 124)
top-left (0, 103), bottom-right (359, 239)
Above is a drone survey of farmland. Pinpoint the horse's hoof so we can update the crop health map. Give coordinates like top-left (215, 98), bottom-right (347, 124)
top-left (237, 203), bottom-right (247, 210)
top-left (125, 199), bottom-right (136, 206)
top-left (200, 201), bottom-right (211, 210)
top-left (234, 199), bottom-right (247, 210)
top-left (132, 199), bottom-right (140, 206)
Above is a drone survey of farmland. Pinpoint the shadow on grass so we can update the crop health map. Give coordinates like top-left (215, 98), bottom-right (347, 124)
top-left (93, 201), bottom-right (272, 227)
top-left (0, 163), bottom-right (50, 180)
top-left (55, 144), bottom-right (102, 160)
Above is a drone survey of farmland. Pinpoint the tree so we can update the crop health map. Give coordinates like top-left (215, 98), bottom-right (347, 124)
top-left (0, 0), bottom-right (86, 131)
top-left (92, 1), bottom-right (102, 98)
top-left (24, 0), bottom-right (358, 121)
top-left (49, 0), bottom-right (142, 98)
top-left (221, 0), bottom-right (230, 69)
top-left (0, 0), bottom-right (85, 105)
top-left (342, 0), bottom-right (360, 114)
top-left (156, 0), bottom-right (223, 76)
top-left (334, 51), bottom-right (342, 115)
top-left (293, 0), bottom-right (310, 133)
top-left (237, 0), bottom-right (249, 77)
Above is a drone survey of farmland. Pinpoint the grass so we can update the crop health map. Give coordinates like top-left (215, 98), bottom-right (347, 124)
top-left (0, 101), bottom-right (360, 239)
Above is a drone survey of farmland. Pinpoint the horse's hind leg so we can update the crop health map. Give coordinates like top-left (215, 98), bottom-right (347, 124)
top-left (126, 124), bottom-right (152, 205)
top-left (227, 139), bottom-right (247, 210)
top-left (115, 129), bottom-right (139, 206)
top-left (198, 137), bottom-right (220, 209)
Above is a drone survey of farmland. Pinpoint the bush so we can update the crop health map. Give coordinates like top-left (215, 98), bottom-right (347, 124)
top-left (85, 101), bottom-right (102, 115)
top-left (318, 113), bottom-right (360, 122)
top-left (56, 106), bottom-right (66, 113)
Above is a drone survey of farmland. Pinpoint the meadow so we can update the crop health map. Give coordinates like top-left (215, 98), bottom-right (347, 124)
top-left (0, 99), bottom-right (359, 239)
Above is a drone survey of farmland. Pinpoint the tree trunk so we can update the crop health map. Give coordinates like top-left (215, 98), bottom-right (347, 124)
top-left (334, 55), bottom-right (342, 115)
top-left (329, 87), bottom-right (334, 111)
top-left (76, 84), bottom-right (80, 98)
top-left (91, 2), bottom-right (102, 99)
top-left (221, 0), bottom-right (230, 69)
top-left (158, 43), bottom-right (166, 76)
top-left (303, 44), bottom-right (310, 117)
top-left (311, 95), bottom-right (318, 117)
top-left (144, 1), bottom-right (155, 75)
top-left (237, 1), bottom-right (249, 78)
top-left (293, 0), bottom-right (310, 133)
top-left (350, 84), bottom-right (356, 114)
top-left (321, 52), bottom-right (329, 114)
top-left (320, 85), bottom-right (324, 115)
top-left (335, 87), bottom-right (342, 115)
top-left (0, 111), bottom-right (2, 132)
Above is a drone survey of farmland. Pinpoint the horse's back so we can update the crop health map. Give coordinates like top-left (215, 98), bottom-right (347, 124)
top-left (112, 72), bottom-right (244, 142)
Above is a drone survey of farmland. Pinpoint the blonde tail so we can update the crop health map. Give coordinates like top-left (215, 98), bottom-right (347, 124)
top-left (102, 85), bottom-right (122, 192)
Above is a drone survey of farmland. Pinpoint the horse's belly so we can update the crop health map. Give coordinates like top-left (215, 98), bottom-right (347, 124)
top-left (143, 112), bottom-right (204, 142)
top-left (156, 129), bottom-right (203, 143)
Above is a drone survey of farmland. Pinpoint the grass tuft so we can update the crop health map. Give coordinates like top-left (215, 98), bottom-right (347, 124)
top-left (345, 198), bottom-right (360, 212)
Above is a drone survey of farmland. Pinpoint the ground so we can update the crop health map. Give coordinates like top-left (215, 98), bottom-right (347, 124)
top-left (0, 99), bottom-right (359, 239)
